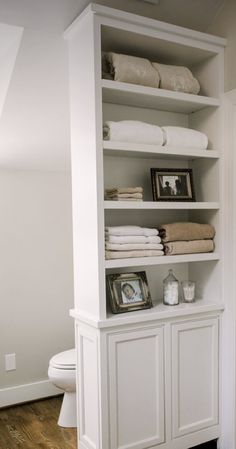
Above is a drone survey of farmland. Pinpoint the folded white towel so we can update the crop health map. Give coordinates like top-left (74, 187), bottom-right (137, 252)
top-left (105, 52), bottom-right (160, 87)
top-left (105, 242), bottom-right (163, 251)
top-left (105, 249), bottom-right (164, 259)
top-left (105, 187), bottom-right (143, 194)
top-left (105, 235), bottom-right (161, 244)
top-left (103, 120), bottom-right (164, 145)
top-left (152, 62), bottom-right (200, 95)
top-left (105, 226), bottom-right (159, 236)
top-left (162, 126), bottom-right (208, 150)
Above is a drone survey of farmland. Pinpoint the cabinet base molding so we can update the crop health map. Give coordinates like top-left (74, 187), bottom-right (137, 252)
top-left (78, 426), bottom-right (219, 449)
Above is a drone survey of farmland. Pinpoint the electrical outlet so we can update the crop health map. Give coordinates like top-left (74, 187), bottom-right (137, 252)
top-left (5, 353), bottom-right (16, 371)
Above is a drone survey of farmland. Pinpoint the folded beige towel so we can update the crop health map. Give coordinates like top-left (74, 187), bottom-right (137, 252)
top-left (164, 239), bottom-right (214, 255)
top-left (105, 226), bottom-right (158, 236)
top-left (105, 235), bottom-right (161, 244)
top-left (105, 187), bottom-right (143, 194)
top-left (105, 198), bottom-right (143, 202)
top-left (159, 222), bottom-right (215, 243)
top-left (105, 242), bottom-right (163, 251)
top-left (104, 52), bottom-right (160, 87)
top-left (105, 249), bottom-right (164, 259)
top-left (103, 120), bottom-right (164, 145)
top-left (152, 62), bottom-right (200, 95)
top-left (105, 193), bottom-right (143, 199)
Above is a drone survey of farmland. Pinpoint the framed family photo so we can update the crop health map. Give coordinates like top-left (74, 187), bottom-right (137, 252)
top-left (151, 168), bottom-right (195, 202)
top-left (107, 272), bottom-right (152, 314)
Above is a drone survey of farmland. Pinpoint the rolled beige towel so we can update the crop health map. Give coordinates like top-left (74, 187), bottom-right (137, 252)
top-left (152, 62), bottom-right (200, 95)
top-left (159, 222), bottom-right (215, 243)
top-left (104, 52), bottom-right (160, 87)
top-left (164, 239), bottom-right (214, 255)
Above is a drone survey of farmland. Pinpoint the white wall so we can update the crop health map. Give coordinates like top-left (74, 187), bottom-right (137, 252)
top-left (0, 170), bottom-right (74, 398)
top-left (207, 0), bottom-right (236, 92)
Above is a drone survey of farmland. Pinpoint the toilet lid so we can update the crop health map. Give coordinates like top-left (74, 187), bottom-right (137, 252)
top-left (50, 348), bottom-right (76, 369)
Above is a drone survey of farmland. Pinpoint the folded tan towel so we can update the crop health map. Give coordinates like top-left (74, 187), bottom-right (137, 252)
top-left (105, 235), bottom-right (161, 244)
top-left (105, 249), bottom-right (164, 259)
top-left (104, 52), bottom-right (160, 87)
top-left (159, 222), bottom-right (215, 243)
top-left (105, 242), bottom-right (163, 251)
top-left (152, 62), bottom-right (200, 95)
top-left (105, 187), bottom-right (143, 194)
top-left (164, 239), bottom-right (214, 255)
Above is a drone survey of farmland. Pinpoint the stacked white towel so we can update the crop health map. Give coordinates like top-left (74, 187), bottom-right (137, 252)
top-left (105, 187), bottom-right (143, 201)
top-left (162, 126), bottom-right (208, 150)
top-left (105, 226), bottom-right (164, 259)
top-left (103, 120), bottom-right (164, 145)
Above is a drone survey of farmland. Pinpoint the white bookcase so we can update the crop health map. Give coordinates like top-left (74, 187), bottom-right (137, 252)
top-left (65, 4), bottom-right (226, 449)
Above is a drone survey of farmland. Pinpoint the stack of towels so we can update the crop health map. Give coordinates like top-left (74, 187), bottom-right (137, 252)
top-left (103, 120), bottom-right (208, 150)
top-left (102, 52), bottom-right (200, 95)
top-left (159, 222), bottom-right (215, 255)
top-left (105, 226), bottom-right (164, 259)
top-left (105, 187), bottom-right (143, 201)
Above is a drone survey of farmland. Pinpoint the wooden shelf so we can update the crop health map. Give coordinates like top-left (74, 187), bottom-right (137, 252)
top-left (104, 201), bottom-right (219, 210)
top-left (103, 141), bottom-right (220, 160)
top-left (102, 79), bottom-right (220, 113)
top-left (105, 252), bottom-right (220, 269)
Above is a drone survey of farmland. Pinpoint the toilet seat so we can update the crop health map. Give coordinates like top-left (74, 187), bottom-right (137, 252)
top-left (49, 349), bottom-right (76, 370)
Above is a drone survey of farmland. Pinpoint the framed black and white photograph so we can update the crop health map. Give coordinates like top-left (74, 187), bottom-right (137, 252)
top-left (150, 168), bottom-right (195, 201)
top-left (106, 272), bottom-right (152, 314)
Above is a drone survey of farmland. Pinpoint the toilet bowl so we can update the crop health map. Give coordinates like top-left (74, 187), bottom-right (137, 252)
top-left (48, 348), bottom-right (77, 428)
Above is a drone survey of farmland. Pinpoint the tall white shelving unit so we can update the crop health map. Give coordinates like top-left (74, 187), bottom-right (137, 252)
top-left (65, 5), bottom-right (226, 449)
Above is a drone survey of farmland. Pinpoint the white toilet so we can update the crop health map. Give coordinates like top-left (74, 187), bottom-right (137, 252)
top-left (48, 348), bottom-right (77, 428)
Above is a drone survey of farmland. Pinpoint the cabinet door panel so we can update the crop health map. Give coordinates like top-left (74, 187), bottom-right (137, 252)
top-left (172, 318), bottom-right (219, 438)
top-left (108, 326), bottom-right (164, 449)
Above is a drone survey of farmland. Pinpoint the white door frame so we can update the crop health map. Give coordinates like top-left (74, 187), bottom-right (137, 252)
top-left (220, 89), bottom-right (236, 449)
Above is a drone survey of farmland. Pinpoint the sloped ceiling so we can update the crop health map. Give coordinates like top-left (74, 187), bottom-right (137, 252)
top-left (0, 0), bottom-right (226, 170)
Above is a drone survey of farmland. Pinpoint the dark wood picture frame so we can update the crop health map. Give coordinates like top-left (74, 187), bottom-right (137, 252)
top-left (150, 167), bottom-right (195, 202)
top-left (107, 272), bottom-right (153, 314)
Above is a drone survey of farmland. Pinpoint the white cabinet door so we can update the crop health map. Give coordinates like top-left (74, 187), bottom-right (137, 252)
top-left (108, 326), bottom-right (165, 449)
top-left (171, 317), bottom-right (219, 438)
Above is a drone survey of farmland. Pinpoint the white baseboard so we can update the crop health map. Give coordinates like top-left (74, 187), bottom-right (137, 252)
top-left (0, 380), bottom-right (61, 408)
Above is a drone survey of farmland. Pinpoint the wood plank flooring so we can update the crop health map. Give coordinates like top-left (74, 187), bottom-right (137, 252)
top-left (0, 396), bottom-right (217, 449)
top-left (0, 396), bottom-right (77, 449)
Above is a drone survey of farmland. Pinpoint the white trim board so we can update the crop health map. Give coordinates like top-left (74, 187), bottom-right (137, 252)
top-left (0, 380), bottom-right (61, 408)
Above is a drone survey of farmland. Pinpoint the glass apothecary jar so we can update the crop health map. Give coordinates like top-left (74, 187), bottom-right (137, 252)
top-left (163, 269), bottom-right (179, 306)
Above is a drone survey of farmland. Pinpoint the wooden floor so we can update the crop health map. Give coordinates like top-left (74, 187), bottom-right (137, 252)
top-left (0, 396), bottom-right (217, 449)
top-left (0, 396), bottom-right (77, 449)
